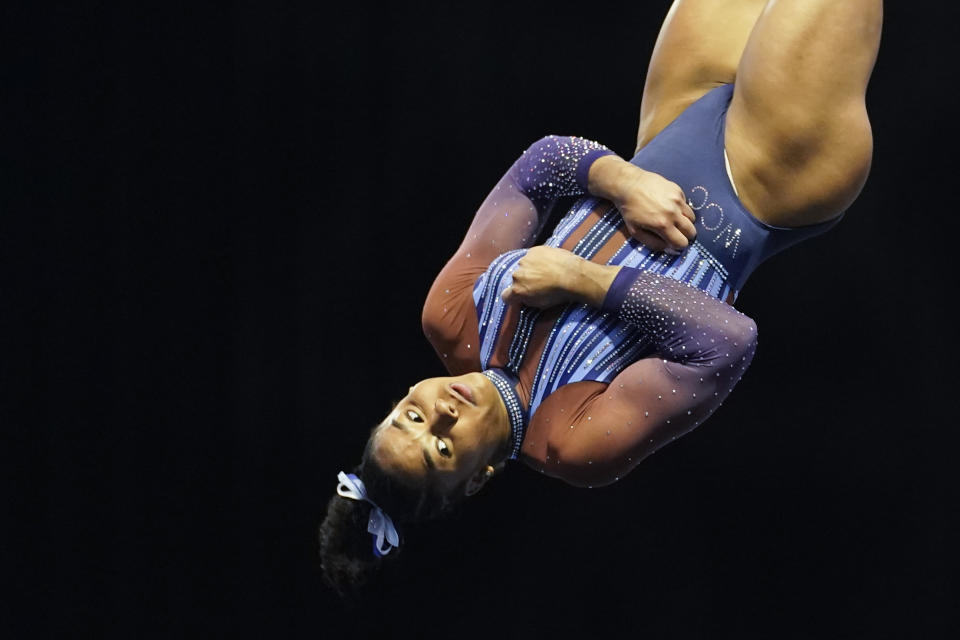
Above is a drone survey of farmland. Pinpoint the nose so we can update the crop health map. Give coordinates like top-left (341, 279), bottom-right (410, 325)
top-left (434, 397), bottom-right (459, 421)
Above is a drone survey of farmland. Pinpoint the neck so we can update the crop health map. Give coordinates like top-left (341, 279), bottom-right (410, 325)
top-left (481, 368), bottom-right (528, 461)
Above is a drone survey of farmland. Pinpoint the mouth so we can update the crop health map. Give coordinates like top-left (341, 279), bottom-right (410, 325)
top-left (449, 383), bottom-right (475, 406)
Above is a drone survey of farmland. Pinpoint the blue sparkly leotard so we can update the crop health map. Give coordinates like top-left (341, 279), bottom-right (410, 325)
top-left (626, 83), bottom-right (842, 299)
top-left (422, 86), bottom-right (830, 487)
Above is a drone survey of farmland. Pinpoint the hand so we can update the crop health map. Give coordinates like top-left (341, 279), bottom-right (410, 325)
top-left (616, 165), bottom-right (697, 253)
top-left (589, 156), bottom-right (696, 253)
top-left (500, 246), bottom-right (586, 309)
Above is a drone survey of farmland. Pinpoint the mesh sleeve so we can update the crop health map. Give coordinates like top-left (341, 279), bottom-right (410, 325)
top-left (527, 267), bottom-right (758, 487)
top-left (455, 135), bottom-right (614, 264)
top-left (422, 136), bottom-right (615, 374)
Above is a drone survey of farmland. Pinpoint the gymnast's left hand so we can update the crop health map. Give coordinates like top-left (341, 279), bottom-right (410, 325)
top-left (501, 246), bottom-right (586, 309)
top-left (614, 166), bottom-right (697, 254)
top-left (587, 157), bottom-right (696, 254)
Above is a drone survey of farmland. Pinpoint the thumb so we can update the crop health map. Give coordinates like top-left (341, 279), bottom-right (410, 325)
top-left (501, 286), bottom-right (514, 304)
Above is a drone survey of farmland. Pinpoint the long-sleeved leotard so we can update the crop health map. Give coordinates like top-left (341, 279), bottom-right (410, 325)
top-left (539, 266), bottom-right (757, 487)
top-left (422, 135), bottom-right (757, 488)
top-left (420, 135), bottom-right (615, 374)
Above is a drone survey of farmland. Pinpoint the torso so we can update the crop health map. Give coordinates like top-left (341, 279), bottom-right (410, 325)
top-left (468, 84), bottom-right (843, 422)
top-left (473, 204), bottom-right (674, 421)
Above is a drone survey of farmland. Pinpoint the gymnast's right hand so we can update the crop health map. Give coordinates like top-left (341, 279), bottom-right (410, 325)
top-left (589, 156), bottom-right (697, 254)
top-left (501, 246), bottom-right (587, 309)
top-left (502, 246), bottom-right (619, 310)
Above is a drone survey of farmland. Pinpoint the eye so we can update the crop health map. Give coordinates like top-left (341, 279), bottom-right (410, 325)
top-left (436, 438), bottom-right (452, 458)
top-left (406, 409), bottom-right (423, 423)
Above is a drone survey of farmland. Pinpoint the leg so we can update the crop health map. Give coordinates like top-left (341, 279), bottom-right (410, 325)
top-left (725, 0), bottom-right (882, 226)
top-left (636, 0), bottom-right (770, 153)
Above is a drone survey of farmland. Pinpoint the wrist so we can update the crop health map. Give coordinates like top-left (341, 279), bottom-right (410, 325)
top-left (588, 156), bottom-right (654, 206)
top-left (571, 260), bottom-right (621, 308)
top-left (586, 155), bottom-right (630, 200)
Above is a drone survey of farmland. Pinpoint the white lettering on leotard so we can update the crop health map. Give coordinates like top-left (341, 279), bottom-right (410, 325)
top-left (689, 185), bottom-right (709, 210)
top-left (687, 185), bottom-right (741, 259)
top-left (714, 223), bottom-right (741, 257)
top-left (701, 203), bottom-right (724, 231)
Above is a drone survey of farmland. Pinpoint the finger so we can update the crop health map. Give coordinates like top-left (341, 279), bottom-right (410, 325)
top-left (626, 219), bottom-right (669, 252)
top-left (501, 286), bottom-right (514, 303)
top-left (681, 199), bottom-right (696, 223)
top-left (661, 225), bottom-right (691, 252)
top-left (632, 228), bottom-right (667, 253)
top-left (676, 215), bottom-right (697, 241)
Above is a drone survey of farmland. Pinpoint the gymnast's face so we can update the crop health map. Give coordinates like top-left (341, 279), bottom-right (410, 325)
top-left (370, 372), bottom-right (510, 498)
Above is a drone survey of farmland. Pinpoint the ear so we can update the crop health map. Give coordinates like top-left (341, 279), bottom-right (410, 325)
top-left (464, 464), bottom-right (498, 497)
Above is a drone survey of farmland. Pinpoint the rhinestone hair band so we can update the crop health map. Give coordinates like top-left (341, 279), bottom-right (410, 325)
top-left (481, 368), bottom-right (528, 460)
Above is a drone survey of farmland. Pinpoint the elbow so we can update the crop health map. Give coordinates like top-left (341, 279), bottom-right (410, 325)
top-left (549, 442), bottom-right (628, 489)
top-left (421, 288), bottom-right (441, 342)
top-left (421, 304), bottom-right (440, 344)
top-left (561, 465), bottom-right (627, 490)
top-left (740, 317), bottom-right (759, 355)
top-left (739, 315), bottom-right (759, 343)
top-left (420, 310), bottom-right (431, 341)
top-left (525, 135), bottom-right (562, 155)
top-left (553, 461), bottom-right (621, 489)
top-left (727, 312), bottom-right (758, 355)
top-left (723, 314), bottom-right (758, 370)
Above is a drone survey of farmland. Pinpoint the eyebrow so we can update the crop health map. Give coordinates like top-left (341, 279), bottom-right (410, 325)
top-left (390, 416), bottom-right (435, 472)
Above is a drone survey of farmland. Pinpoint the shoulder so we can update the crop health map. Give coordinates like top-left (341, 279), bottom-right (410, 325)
top-left (421, 308), bottom-right (482, 376)
top-left (519, 380), bottom-right (609, 482)
top-left (421, 252), bottom-right (487, 375)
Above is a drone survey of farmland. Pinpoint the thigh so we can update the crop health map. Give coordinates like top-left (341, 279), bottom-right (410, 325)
top-left (636, 0), bottom-right (770, 153)
top-left (725, 0), bottom-right (882, 226)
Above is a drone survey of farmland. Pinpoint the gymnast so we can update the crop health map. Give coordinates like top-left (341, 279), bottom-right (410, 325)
top-left (320, 0), bottom-right (881, 595)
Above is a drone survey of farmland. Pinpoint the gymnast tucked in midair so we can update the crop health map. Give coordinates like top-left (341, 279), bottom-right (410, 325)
top-left (320, 0), bottom-right (882, 596)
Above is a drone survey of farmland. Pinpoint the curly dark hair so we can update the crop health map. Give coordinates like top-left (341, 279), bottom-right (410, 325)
top-left (318, 430), bottom-right (468, 599)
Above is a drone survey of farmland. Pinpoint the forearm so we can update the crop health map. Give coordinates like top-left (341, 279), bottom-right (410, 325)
top-left (562, 256), bottom-right (757, 362)
top-left (512, 135), bottom-right (615, 206)
top-left (587, 153), bottom-right (697, 253)
top-left (586, 154), bottom-right (655, 205)
top-left (567, 259), bottom-right (622, 309)
top-left (601, 266), bottom-right (757, 365)
top-left (510, 136), bottom-right (668, 219)
top-left (537, 266), bottom-right (758, 488)
top-left (454, 135), bottom-right (613, 265)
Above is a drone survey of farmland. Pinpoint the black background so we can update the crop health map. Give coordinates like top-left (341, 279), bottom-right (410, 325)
top-left (4, 2), bottom-right (957, 638)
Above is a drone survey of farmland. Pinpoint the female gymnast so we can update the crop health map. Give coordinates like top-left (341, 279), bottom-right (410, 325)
top-left (320, 0), bottom-right (881, 595)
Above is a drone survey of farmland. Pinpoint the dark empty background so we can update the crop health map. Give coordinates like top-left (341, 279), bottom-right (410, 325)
top-left (3, 2), bottom-right (957, 638)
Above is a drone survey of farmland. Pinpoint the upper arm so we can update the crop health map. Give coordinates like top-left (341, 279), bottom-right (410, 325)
top-left (528, 313), bottom-right (758, 488)
top-left (421, 254), bottom-right (487, 375)
top-left (420, 144), bottom-right (555, 373)
top-left (452, 134), bottom-right (610, 265)
top-left (422, 136), bottom-right (611, 370)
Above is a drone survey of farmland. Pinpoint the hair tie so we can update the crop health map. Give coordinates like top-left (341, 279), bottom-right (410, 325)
top-left (336, 471), bottom-right (400, 557)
